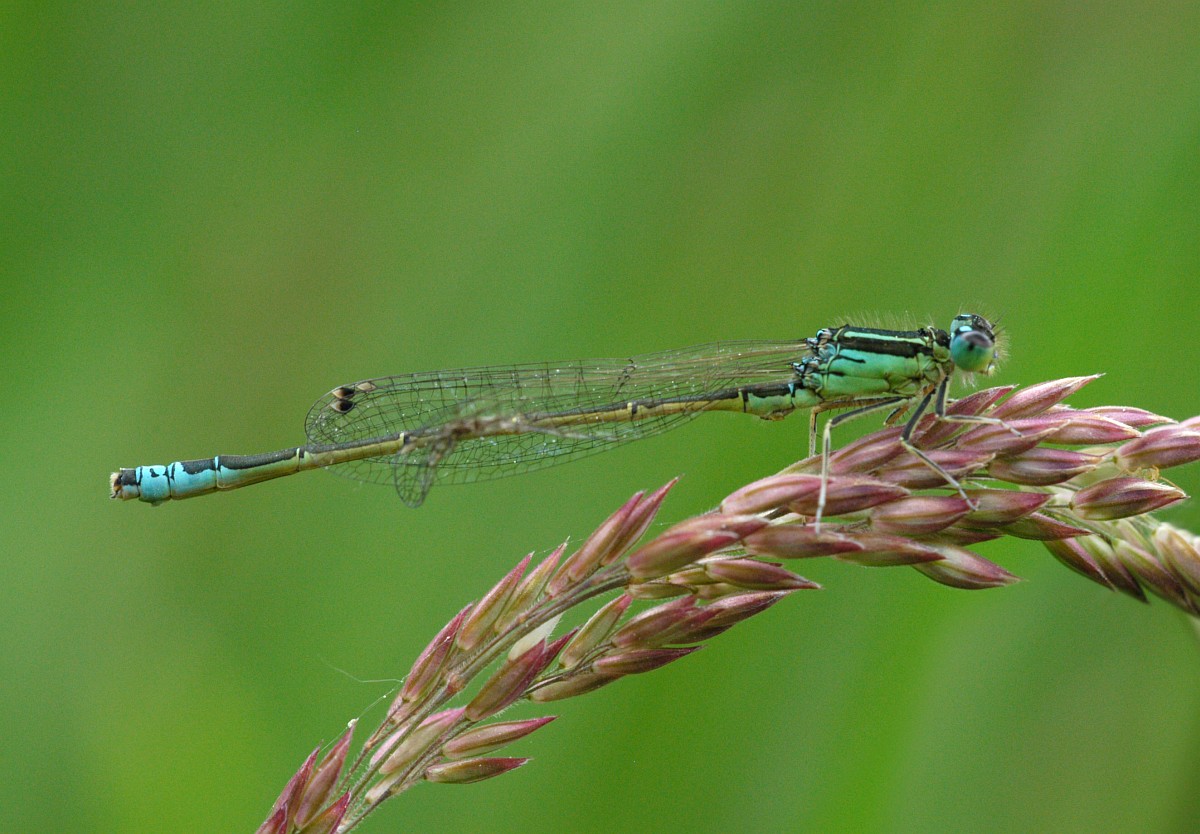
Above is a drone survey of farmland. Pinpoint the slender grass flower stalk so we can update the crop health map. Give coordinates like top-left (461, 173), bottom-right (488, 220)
top-left (258, 377), bottom-right (1200, 834)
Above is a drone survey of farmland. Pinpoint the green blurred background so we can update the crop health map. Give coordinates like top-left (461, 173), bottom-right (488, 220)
top-left (3, 3), bottom-right (1199, 832)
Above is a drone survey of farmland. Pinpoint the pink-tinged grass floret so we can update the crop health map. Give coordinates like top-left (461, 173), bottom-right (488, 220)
top-left (264, 377), bottom-right (1200, 832)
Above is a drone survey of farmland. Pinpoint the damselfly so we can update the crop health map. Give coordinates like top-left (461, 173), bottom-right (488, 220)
top-left (110, 314), bottom-right (1005, 520)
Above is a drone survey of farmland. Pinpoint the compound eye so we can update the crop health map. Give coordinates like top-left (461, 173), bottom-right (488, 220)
top-left (950, 326), bottom-right (995, 374)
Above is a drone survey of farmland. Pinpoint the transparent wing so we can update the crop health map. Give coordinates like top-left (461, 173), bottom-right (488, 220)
top-left (304, 340), bottom-right (810, 503)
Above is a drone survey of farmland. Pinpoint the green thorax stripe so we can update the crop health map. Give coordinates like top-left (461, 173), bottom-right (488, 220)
top-left (833, 326), bottom-right (949, 358)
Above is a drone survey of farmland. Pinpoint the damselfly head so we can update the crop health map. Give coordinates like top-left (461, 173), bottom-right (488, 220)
top-left (949, 313), bottom-right (998, 375)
